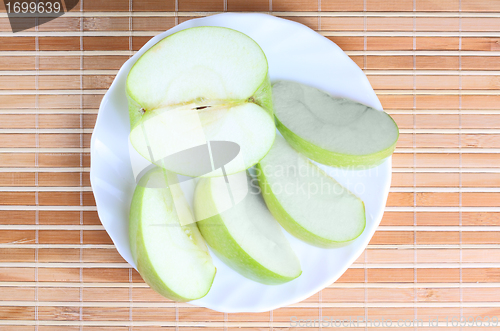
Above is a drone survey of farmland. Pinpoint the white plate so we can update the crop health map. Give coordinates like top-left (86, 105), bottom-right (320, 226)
top-left (90, 13), bottom-right (391, 313)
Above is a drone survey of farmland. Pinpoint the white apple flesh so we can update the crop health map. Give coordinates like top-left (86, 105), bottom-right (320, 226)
top-left (257, 135), bottom-right (366, 248)
top-left (272, 80), bottom-right (399, 168)
top-left (194, 171), bottom-right (302, 284)
top-left (127, 27), bottom-right (275, 177)
top-left (129, 168), bottom-right (216, 301)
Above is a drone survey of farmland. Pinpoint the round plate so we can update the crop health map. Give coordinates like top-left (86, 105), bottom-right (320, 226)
top-left (90, 13), bottom-right (391, 313)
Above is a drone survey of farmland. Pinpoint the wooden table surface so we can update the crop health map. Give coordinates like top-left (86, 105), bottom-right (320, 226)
top-left (1, 0), bottom-right (500, 329)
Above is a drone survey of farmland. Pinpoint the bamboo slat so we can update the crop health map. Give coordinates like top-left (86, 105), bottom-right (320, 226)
top-left (1, 0), bottom-right (500, 328)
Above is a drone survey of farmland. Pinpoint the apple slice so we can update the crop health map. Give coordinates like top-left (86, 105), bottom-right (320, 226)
top-left (194, 171), bottom-right (302, 285)
top-left (127, 27), bottom-right (275, 177)
top-left (129, 168), bottom-right (216, 301)
top-left (257, 135), bottom-right (366, 248)
top-left (272, 80), bottom-right (399, 168)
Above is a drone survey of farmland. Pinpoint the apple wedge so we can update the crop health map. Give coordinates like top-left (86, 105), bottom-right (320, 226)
top-left (257, 135), bottom-right (366, 248)
top-left (129, 167), bottom-right (216, 301)
top-left (127, 27), bottom-right (275, 177)
top-left (194, 171), bottom-right (302, 285)
top-left (272, 80), bottom-right (399, 168)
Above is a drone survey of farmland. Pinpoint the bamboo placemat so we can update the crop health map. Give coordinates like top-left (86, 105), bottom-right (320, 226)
top-left (1, 0), bottom-right (500, 329)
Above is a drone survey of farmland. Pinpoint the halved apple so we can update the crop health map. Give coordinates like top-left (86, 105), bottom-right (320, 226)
top-left (272, 80), bottom-right (399, 168)
top-left (257, 135), bottom-right (366, 248)
top-left (129, 167), bottom-right (216, 301)
top-left (194, 171), bottom-right (302, 284)
top-left (127, 27), bottom-right (275, 177)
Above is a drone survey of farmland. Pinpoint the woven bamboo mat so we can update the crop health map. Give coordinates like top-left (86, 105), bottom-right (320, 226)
top-left (1, 0), bottom-right (500, 329)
